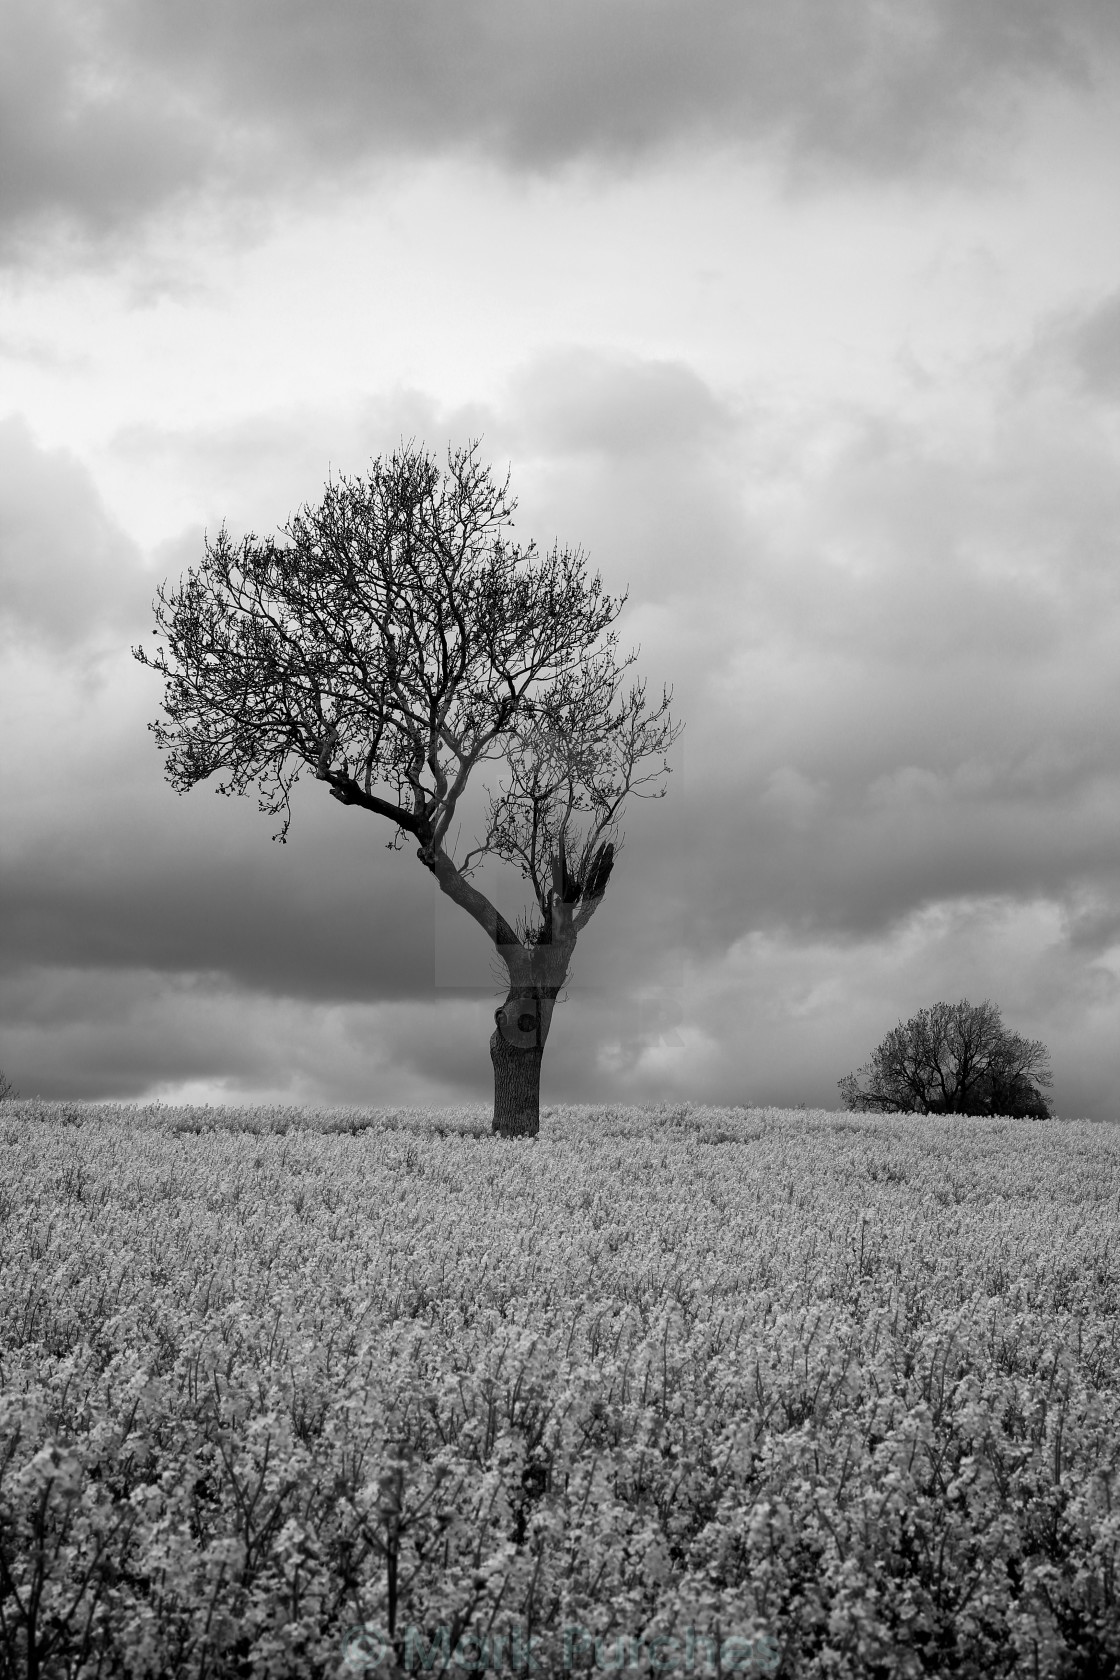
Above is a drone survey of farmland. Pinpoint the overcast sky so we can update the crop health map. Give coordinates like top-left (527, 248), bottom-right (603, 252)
top-left (2, 0), bottom-right (1120, 1117)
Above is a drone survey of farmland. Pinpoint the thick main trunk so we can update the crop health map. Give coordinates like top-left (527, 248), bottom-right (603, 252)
top-left (490, 1025), bottom-right (544, 1138)
top-left (486, 967), bottom-right (560, 1135)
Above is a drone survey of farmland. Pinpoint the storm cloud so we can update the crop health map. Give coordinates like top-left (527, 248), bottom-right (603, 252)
top-left (5, 0), bottom-right (1120, 256)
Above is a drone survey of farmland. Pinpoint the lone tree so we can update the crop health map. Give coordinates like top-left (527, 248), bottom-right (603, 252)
top-left (838, 998), bottom-right (1053, 1118)
top-left (134, 442), bottom-right (680, 1137)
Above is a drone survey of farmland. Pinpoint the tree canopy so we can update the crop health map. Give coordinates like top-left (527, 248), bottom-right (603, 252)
top-left (838, 999), bottom-right (1053, 1118)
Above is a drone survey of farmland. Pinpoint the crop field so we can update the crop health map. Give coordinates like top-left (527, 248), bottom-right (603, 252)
top-left (0, 1101), bottom-right (1118, 1679)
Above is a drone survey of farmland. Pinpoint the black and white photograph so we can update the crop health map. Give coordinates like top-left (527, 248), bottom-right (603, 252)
top-left (1, 4), bottom-right (1118, 1675)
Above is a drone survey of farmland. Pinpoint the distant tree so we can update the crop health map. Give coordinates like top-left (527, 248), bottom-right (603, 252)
top-left (0, 1068), bottom-right (15, 1101)
top-left (134, 442), bottom-right (680, 1138)
top-left (839, 999), bottom-right (1053, 1118)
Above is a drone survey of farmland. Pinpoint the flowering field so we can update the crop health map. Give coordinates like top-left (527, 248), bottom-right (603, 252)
top-left (1, 1100), bottom-right (1118, 1679)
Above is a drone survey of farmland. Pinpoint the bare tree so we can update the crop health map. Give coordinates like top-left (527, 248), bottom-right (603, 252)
top-left (838, 999), bottom-right (1053, 1118)
top-left (134, 442), bottom-right (680, 1136)
top-left (0, 1069), bottom-right (16, 1102)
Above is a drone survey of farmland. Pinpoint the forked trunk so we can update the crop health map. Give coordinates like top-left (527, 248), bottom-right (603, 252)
top-left (490, 1026), bottom-right (544, 1138)
top-left (423, 848), bottom-right (599, 1138)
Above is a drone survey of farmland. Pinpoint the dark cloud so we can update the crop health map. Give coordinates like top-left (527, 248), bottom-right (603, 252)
top-left (1063, 890), bottom-right (1120, 955)
top-left (1069, 289), bottom-right (1120, 399)
top-left (0, 967), bottom-right (268, 1103)
top-left (0, 416), bottom-right (148, 647)
top-left (5, 0), bottom-right (1120, 258)
top-left (0, 661), bottom-right (513, 1008)
top-left (0, 0), bottom-right (210, 257)
top-left (0, 963), bottom-right (508, 1105)
top-left (0, 829), bottom-right (442, 1005)
top-left (1020, 288), bottom-right (1120, 405)
top-left (0, 955), bottom-right (678, 1108)
top-left (0, 707), bottom-right (680, 1011)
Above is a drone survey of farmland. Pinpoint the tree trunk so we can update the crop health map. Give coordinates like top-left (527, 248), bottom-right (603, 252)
top-left (490, 1024), bottom-right (544, 1138)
